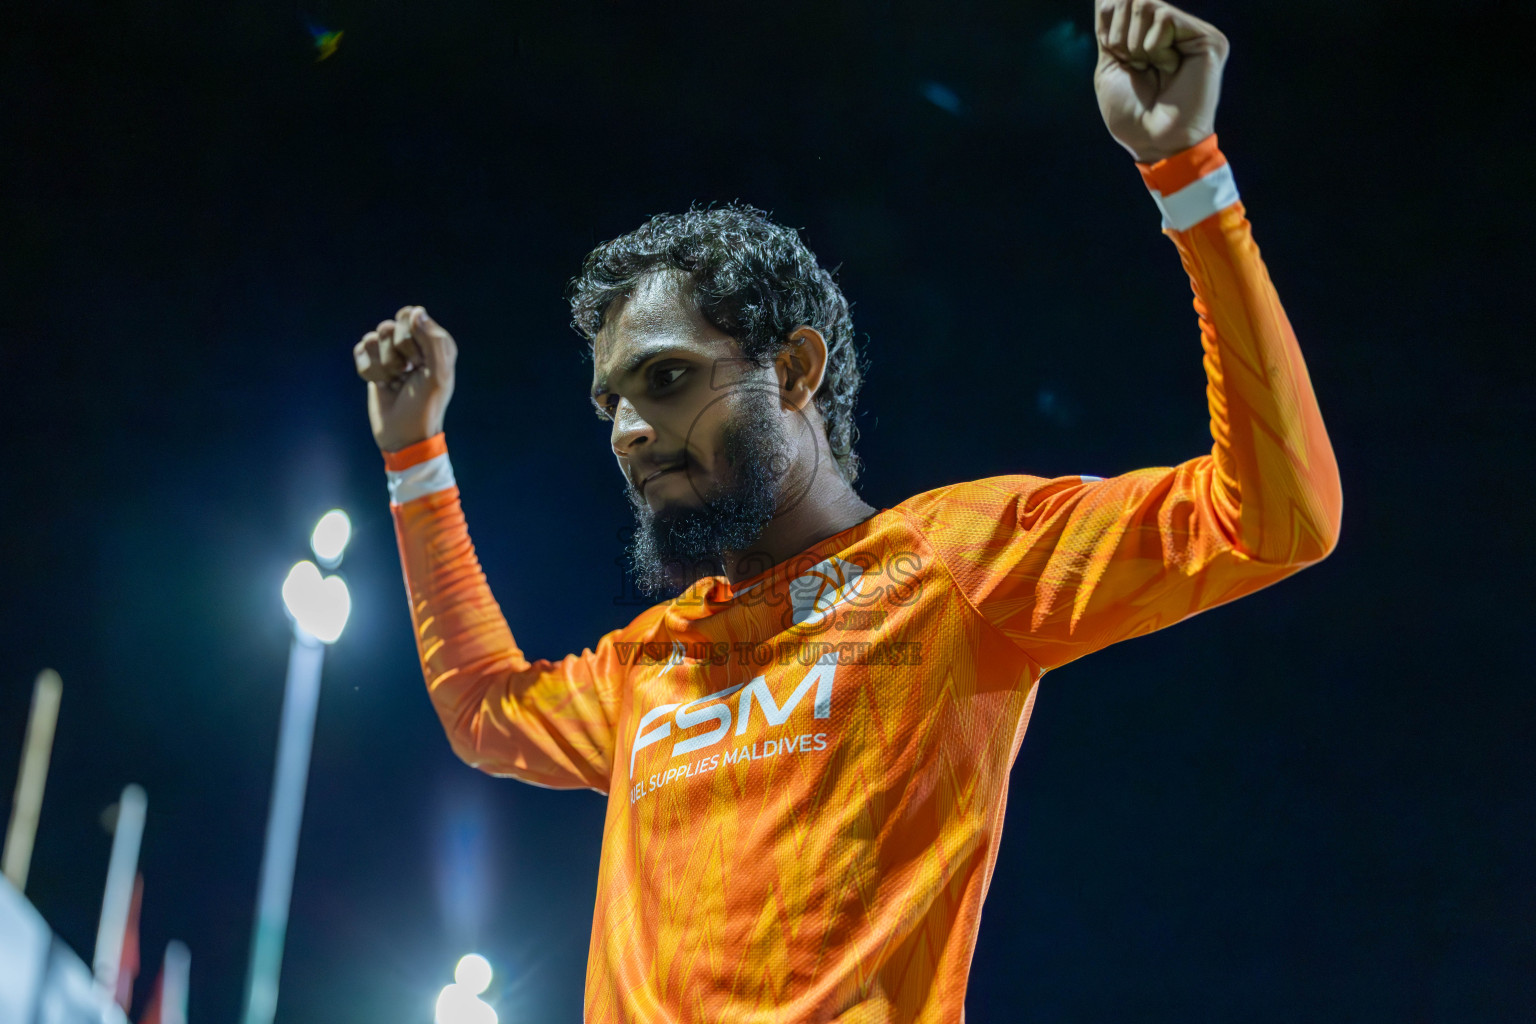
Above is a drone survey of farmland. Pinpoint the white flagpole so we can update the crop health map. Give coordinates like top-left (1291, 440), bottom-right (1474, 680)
top-left (3, 668), bottom-right (63, 892)
top-left (93, 782), bottom-right (147, 996)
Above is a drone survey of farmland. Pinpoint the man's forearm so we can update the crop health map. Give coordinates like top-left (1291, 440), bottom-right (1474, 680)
top-left (1136, 135), bottom-right (1342, 566)
top-left (387, 435), bottom-right (621, 790)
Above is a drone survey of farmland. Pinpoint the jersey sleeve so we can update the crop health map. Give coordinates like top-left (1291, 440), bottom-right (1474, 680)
top-left (385, 434), bottom-right (640, 792)
top-left (900, 134), bottom-right (1342, 673)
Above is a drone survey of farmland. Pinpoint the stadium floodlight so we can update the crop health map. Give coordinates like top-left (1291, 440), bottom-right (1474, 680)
top-left (281, 560), bottom-right (351, 645)
top-left (242, 534), bottom-right (354, 1024)
top-left (455, 954), bottom-right (493, 994)
top-left (435, 954), bottom-right (497, 1024)
top-left (309, 510), bottom-right (352, 568)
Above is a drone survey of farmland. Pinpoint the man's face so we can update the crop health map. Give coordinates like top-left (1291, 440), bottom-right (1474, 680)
top-left (590, 271), bottom-right (796, 596)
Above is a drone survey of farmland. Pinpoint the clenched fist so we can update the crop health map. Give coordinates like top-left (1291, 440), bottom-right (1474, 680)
top-left (1093, 0), bottom-right (1229, 164)
top-left (353, 305), bottom-right (458, 452)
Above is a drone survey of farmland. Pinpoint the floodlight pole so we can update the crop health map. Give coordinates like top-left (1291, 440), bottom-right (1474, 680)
top-left (240, 627), bottom-right (326, 1024)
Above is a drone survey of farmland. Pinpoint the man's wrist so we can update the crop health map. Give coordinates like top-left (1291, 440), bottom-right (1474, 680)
top-left (1134, 134), bottom-right (1239, 232)
top-left (1127, 132), bottom-right (1212, 167)
top-left (383, 433), bottom-right (456, 505)
top-left (382, 433), bottom-right (447, 469)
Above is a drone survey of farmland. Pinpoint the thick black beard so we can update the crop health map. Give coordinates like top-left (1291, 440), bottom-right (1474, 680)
top-left (624, 387), bottom-right (791, 599)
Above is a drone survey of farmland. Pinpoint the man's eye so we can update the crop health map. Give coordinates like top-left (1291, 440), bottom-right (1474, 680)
top-left (654, 367), bottom-right (686, 389)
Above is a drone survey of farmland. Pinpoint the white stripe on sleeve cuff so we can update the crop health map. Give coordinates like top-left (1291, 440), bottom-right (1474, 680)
top-left (387, 452), bottom-right (456, 505)
top-left (1149, 163), bottom-right (1239, 231)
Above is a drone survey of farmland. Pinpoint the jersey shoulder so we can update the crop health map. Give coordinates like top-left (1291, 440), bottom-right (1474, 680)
top-left (604, 601), bottom-right (674, 646)
top-left (893, 473), bottom-right (1099, 531)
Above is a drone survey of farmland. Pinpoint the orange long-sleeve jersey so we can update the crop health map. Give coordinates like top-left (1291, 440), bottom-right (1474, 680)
top-left (385, 135), bottom-right (1341, 1023)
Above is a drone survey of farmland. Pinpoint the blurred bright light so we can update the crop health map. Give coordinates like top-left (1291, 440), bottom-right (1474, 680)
top-left (434, 954), bottom-right (495, 1024)
top-left (281, 560), bottom-right (351, 644)
top-left (455, 954), bottom-right (492, 994)
top-left (435, 983), bottom-right (496, 1024)
top-left (310, 509), bottom-right (352, 568)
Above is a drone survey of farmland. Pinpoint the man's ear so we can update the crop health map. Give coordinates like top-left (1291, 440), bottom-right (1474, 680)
top-left (776, 326), bottom-right (828, 412)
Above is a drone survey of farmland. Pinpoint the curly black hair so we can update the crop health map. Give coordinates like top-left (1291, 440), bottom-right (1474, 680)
top-left (567, 201), bottom-right (865, 485)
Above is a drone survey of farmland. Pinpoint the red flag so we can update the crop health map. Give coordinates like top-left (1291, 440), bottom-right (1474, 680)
top-left (115, 872), bottom-right (143, 1010)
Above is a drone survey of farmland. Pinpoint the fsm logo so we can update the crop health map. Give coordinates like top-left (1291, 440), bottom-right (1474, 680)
top-left (788, 556), bottom-right (865, 627)
top-left (629, 654), bottom-right (839, 777)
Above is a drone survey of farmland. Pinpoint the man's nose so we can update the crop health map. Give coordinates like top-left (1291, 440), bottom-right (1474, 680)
top-left (610, 397), bottom-right (655, 458)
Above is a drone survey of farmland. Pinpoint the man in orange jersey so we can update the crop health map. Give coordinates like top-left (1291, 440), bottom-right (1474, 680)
top-left (353, 1), bottom-right (1341, 1020)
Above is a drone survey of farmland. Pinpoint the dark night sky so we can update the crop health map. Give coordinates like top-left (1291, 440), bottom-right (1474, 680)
top-left (3, 0), bottom-right (1533, 1021)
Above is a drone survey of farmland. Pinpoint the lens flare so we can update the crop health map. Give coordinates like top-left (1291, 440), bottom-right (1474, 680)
top-left (309, 509), bottom-right (352, 567)
top-left (281, 561), bottom-right (351, 644)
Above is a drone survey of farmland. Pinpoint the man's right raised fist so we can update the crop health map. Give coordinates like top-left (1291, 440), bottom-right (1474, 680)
top-left (353, 305), bottom-right (459, 452)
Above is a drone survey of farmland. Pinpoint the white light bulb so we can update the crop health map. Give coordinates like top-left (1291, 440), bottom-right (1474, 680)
top-left (281, 560), bottom-right (352, 644)
top-left (310, 509), bottom-right (352, 568)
